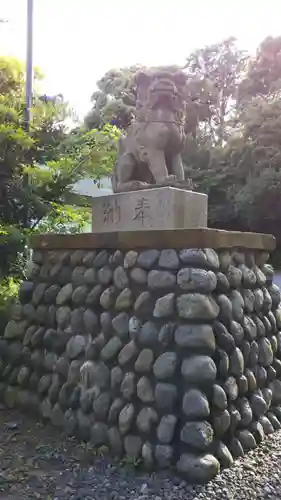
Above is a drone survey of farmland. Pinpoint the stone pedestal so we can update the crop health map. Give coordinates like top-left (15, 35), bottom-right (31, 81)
top-left (91, 187), bottom-right (207, 232)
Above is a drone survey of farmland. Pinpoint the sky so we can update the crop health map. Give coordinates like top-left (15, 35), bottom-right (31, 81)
top-left (1, 0), bottom-right (281, 120)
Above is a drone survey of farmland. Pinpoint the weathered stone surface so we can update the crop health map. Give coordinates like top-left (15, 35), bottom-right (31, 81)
top-left (93, 391), bottom-right (111, 419)
top-left (157, 414), bottom-right (177, 444)
top-left (118, 340), bottom-right (138, 367)
top-left (258, 337), bottom-right (274, 366)
top-left (177, 294), bottom-right (219, 320)
top-left (97, 266), bottom-right (112, 286)
top-left (153, 293), bottom-right (175, 318)
top-left (137, 376), bottom-right (154, 403)
top-left (119, 403), bottom-right (134, 435)
top-left (83, 309), bottom-right (99, 333)
top-left (137, 249), bottom-right (160, 270)
top-left (213, 321), bottom-right (235, 353)
top-left (159, 249), bottom-right (180, 270)
top-left (93, 250), bottom-right (109, 268)
top-left (72, 285), bottom-right (88, 306)
top-left (137, 321), bottom-right (158, 346)
top-left (217, 442), bottom-right (234, 468)
top-left (230, 347), bottom-right (244, 377)
top-left (108, 427), bottom-right (123, 455)
top-left (130, 267), bottom-right (147, 285)
top-left (4, 320), bottom-right (28, 340)
top-left (86, 284), bottom-right (102, 307)
top-left (155, 445), bottom-right (173, 469)
top-left (55, 283), bottom-right (72, 305)
top-left (108, 398), bottom-right (124, 424)
top-left (230, 290), bottom-right (244, 322)
top-left (101, 337), bottom-right (123, 361)
top-left (153, 352), bottom-right (177, 380)
top-left (66, 335), bottom-right (86, 360)
top-left (91, 422), bottom-right (108, 445)
top-left (115, 288), bottom-right (133, 310)
top-left (32, 283), bottom-right (48, 306)
top-left (182, 389), bottom-right (210, 419)
top-left (112, 312), bottom-right (129, 339)
top-left (110, 366), bottom-right (123, 390)
top-left (181, 355), bottom-right (217, 385)
top-left (120, 372), bottom-right (136, 400)
top-left (135, 349), bottom-right (154, 373)
top-left (134, 291), bottom-right (153, 316)
top-left (174, 324), bottom-right (215, 354)
top-left (154, 382), bottom-right (177, 410)
top-left (100, 287), bottom-right (116, 309)
top-left (124, 250), bottom-right (138, 268)
top-left (270, 379), bottom-right (281, 405)
top-left (124, 435), bottom-right (142, 458)
top-left (212, 409), bottom-right (231, 436)
top-left (148, 270), bottom-right (176, 289)
top-left (212, 384), bottom-right (227, 410)
top-left (230, 321), bottom-right (244, 345)
top-left (142, 442), bottom-right (154, 468)
top-left (227, 265), bottom-right (242, 288)
top-left (237, 430), bottom-right (257, 450)
top-left (113, 267), bottom-right (129, 290)
top-left (176, 453), bottom-right (220, 484)
top-left (224, 376), bottom-right (238, 401)
top-left (180, 421), bottom-right (214, 450)
top-left (136, 407), bottom-right (158, 433)
top-left (177, 268), bottom-right (217, 292)
top-left (56, 307), bottom-right (71, 328)
top-left (50, 402), bottom-right (64, 428)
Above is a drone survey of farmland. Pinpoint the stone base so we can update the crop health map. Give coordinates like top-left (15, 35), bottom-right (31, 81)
top-left (91, 187), bottom-right (207, 232)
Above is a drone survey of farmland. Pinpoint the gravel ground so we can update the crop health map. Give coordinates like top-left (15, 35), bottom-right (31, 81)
top-left (0, 409), bottom-right (281, 499)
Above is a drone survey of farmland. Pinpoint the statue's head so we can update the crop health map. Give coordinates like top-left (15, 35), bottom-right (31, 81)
top-left (135, 67), bottom-right (187, 117)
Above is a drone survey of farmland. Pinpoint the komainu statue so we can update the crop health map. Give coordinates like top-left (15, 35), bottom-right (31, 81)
top-left (112, 66), bottom-right (191, 193)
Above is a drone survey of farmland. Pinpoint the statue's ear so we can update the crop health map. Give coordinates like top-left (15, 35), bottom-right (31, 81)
top-left (135, 71), bottom-right (151, 87)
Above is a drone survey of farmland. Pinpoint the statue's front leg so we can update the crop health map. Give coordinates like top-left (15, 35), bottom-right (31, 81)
top-left (171, 153), bottom-right (185, 182)
top-left (146, 149), bottom-right (175, 184)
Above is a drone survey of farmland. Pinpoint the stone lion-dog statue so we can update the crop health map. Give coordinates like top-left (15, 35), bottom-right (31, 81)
top-left (112, 67), bottom-right (190, 193)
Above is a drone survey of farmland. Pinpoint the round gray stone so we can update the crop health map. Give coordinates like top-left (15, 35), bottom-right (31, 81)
top-left (181, 355), bottom-right (217, 385)
top-left (72, 285), bottom-right (88, 306)
top-left (120, 372), bottom-right (136, 400)
top-left (97, 266), bottom-right (113, 286)
top-left (176, 453), bottom-right (220, 484)
top-left (110, 366), bottom-right (123, 390)
top-left (119, 403), bottom-right (135, 434)
top-left (124, 435), bottom-right (142, 458)
top-left (130, 267), bottom-right (147, 285)
top-left (258, 337), bottom-right (273, 366)
top-left (182, 389), bottom-right (210, 419)
top-left (101, 337), bottom-right (123, 361)
top-left (137, 321), bottom-right (158, 346)
top-left (118, 340), bottom-right (138, 366)
top-left (83, 309), bottom-right (99, 333)
top-left (148, 270), bottom-right (176, 289)
top-left (90, 422), bottom-right (108, 445)
top-left (115, 288), bottom-right (133, 310)
top-left (230, 347), bottom-right (244, 377)
top-left (137, 249), bottom-right (159, 269)
top-left (113, 266), bottom-right (129, 290)
top-left (135, 349), bottom-right (154, 373)
top-left (56, 283), bottom-right (73, 305)
top-left (134, 291), bottom-right (153, 316)
top-left (112, 312), bottom-right (129, 339)
top-left (93, 391), bottom-right (111, 419)
top-left (177, 268), bottom-right (217, 293)
top-left (93, 250), bottom-right (109, 268)
top-left (137, 376), bottom-right (154, 403)
top-left (180, 421), bottom-right (214, 450)
top-left (108, 427), bottom-right (123, 455)
top-left (212, 384), bottom-right (227, 410)
top-left (153, 293), bottom-right (175, 318)
top-left (124, 250), bottom-right (138, 268)
top-left (153, 352), bottom-right (177, 380)
top-left (155, 445), bottom-right (173, 469)
top-left (158, 249), bottom-right (179, 269)
top-left (177, 293), bottom-right (219, 320)
top-left (66, 335), bottom-right (86, 359)
top-left (154, 383), bottom-right (177, 410)
top-left (100, 286), bottom-right (116, 309)
top-left (136, 407), bottom-right (158, 433)
top-left (175, 324), bottom-right (215, 354)
top-left (157, 414), bottom-right (177, 444)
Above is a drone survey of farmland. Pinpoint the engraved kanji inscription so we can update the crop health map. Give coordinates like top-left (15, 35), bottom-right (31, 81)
top-left (103, 200), bottom-right (121, 224)
top-left (133, 197), bottom-right (151, 225)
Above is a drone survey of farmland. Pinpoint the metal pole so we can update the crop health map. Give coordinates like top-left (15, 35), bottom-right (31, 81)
top-left (23, 0), bottom-right (33, 226)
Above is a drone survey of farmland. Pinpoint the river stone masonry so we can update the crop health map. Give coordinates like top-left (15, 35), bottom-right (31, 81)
top-left (1, 230), bottom-right (280, 484)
